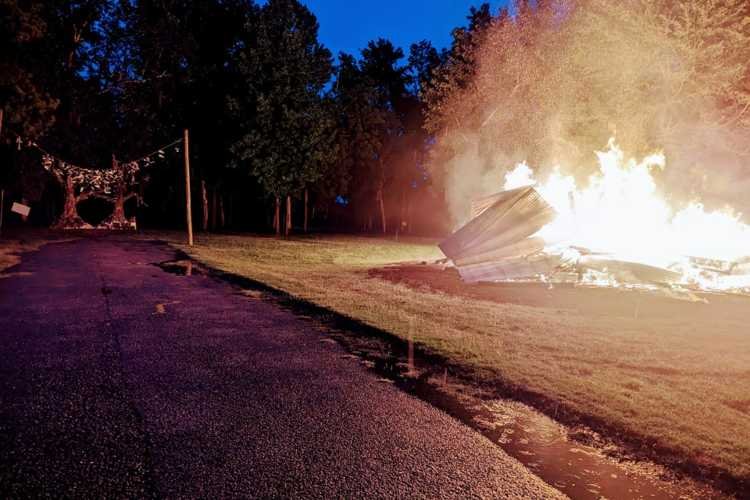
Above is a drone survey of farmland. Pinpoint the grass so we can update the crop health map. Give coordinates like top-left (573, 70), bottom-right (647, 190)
top-left (0, 229), bottom-right (66, 273)
top-left (153, 232), bottom-right (750, 484)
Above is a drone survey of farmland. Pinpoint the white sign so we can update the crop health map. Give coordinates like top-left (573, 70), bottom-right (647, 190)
top-left (11, 202), bottom-right (31, 217)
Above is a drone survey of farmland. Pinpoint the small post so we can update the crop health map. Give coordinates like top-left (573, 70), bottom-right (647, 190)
top-left (183, 129), bottom-right (194, 246)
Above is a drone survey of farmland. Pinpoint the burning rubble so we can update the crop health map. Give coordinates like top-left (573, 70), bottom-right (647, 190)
top-left (440, 141), bottom-right (750, 294)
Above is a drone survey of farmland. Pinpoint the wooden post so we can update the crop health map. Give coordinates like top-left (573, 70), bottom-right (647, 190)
top-left (0, 109), bottom-right (3, 237)
top-left (183, 129), bottom-right (194, 246)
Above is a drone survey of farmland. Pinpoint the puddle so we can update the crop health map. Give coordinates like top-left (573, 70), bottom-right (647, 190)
top-left (154, 259), bottom-right (204, 276)
top-left (157, 250), bottom-right (732, 499)
top-left (308, 327), bottom-right (725, 500)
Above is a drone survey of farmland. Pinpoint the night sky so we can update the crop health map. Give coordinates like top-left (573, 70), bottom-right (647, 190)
top-left (301, 0), bottom-right (510, 60)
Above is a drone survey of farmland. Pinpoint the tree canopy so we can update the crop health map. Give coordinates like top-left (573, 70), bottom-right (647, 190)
top-left (2, 0), bottom-right (748, 233)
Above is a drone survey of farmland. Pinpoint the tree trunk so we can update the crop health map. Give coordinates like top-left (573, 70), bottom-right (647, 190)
top-left (111, 190), bottom-right (126, 225)
top-left (398, 188), bottom-right (406, 237)
top-left (211, 186), bottom-right (218, 230)
top-left (201, 180), bottom-right (208, 231)
top-left (52, 176), bottom-right (87, 229)
top-left (62, 177), bottom-right (78, 222)
top-left (274, 196), bottom-right (281, 236)
top-left (102, 156), bottom-right (134, 230)
top-left (303, 188), bottom-right (309, 233)
top-left (405, 190), bottom-right (412, 234)
top-left (219, 195), bottom-right (225, 229)
top-left (285, 195), bottom-right (292, 236)
top-left (377, 187), bottom-right (387, 234)
top-left (227, 193), bottom-right (233, 228)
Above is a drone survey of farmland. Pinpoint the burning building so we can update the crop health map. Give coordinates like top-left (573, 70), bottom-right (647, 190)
top-left (440, 141), bottom-right (750, 294)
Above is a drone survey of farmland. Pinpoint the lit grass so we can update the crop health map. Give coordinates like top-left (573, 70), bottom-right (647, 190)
top-left (156, 231), bottom-right (750, 482)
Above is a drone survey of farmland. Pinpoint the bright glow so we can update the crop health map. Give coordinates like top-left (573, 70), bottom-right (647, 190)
top-left (503, 162), bottom-right (535, 190)
top-left (502, 139), bottom-right (750, 291)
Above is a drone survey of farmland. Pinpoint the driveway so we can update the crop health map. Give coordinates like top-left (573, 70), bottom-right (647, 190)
top-left (0, 237), bottom-right (562, 498)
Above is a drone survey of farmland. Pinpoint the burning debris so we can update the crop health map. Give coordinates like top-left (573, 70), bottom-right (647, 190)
top-left (440, 142), bottom-right (750, 294)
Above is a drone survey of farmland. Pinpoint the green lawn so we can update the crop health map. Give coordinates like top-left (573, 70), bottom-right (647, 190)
top-left (153, 232), bottom-right (750, 483)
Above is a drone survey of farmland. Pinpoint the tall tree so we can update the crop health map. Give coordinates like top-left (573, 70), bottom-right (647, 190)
top-left (0, 1), bottom-right (59, 139)
top-left (357, 39), bottom-right (412, 233)
top-left (101, 0), bottom-right (254, 229)
top-left (331, 52), bottom-right (386, 231)
top-left (229, 0), bottom-right (334, 236)
top-left (423, 3), bottom-right (495, 136)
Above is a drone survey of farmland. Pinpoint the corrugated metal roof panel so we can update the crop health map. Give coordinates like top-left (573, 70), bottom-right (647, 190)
top-left (457, 254), bottom-right (560, 283)
top-left (440, 186), bottom-right (556, 263)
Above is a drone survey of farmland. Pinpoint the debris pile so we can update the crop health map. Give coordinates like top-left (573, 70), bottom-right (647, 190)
top-left (439, 187), bottom-right (750, 295)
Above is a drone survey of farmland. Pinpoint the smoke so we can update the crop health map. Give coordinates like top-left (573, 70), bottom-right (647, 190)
top-left (435, 0), bottom-right (750, 225)
top-left (442, 133), bottom-right (512, 226)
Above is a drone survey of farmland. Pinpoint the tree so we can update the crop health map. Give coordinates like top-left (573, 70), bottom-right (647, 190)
top-left (41, 155), bottom-right (123, 229)
top-left (1, 0), bottom-right (113, 227)
top-left (407, 40), bottom-right (446, 98)
top-left (97, 156), bottom-right (141, 229)
top-left (425, 0), bottom-right (750, 223)
top-left (105, 0), bottom-right (254, 231)
top-left (331, 52), bottom-right (386, 231)
top-left (358, 39), bottom-right (413, 233)
top-left (422, 3), bottom-right (495, 136)
top-left (229, 0), bottom-right (334, 236)
top-left (0, 0), bottom-right (59, 140)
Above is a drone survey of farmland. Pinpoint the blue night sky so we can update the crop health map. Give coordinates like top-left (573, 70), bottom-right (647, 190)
top-left (301, 0), bottom-right (511, 60)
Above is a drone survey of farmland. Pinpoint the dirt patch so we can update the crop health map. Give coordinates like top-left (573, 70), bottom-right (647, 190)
top-left (368, 263), bottom-right (750, 322)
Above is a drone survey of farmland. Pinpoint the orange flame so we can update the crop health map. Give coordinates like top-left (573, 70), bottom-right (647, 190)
top-left (503, 140), bottom-right (750, 291)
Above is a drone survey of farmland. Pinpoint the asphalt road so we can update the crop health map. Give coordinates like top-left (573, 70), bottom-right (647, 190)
top-left (0, 237), bottom-right (563, 499)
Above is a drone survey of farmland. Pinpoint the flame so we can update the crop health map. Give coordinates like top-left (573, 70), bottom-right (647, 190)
top-left (503, 140), bottom-right (750, 291)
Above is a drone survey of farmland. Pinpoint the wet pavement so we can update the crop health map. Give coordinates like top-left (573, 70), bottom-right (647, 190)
top-left (0, 237), bottom-right (562, 499)
top-left (229, 279), bottom-right (727, 500)
top-left (154, 251), bottom-right (730, 499)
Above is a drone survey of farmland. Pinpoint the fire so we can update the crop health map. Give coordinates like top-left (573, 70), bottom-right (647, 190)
top-left (503, 140), bottom-right (750, 292)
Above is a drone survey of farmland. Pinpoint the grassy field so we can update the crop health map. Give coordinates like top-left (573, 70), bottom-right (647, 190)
top-left (155, 232), bottom-right (750, 483)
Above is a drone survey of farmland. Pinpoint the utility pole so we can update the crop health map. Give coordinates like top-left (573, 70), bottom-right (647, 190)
top-left (0, 108), bottom-right (4, 237)
top-left (0, 189), bottom-right (4, 238)
top-left (183, 129), bottom-right (193, 246)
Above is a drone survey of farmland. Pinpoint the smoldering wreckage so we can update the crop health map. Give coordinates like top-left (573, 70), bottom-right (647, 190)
top-left (438, 152), bottom-right (750, 299)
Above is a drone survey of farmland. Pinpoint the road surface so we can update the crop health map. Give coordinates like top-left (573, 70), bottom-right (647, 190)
top-left (0, 237), bottom-right (563, 498)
